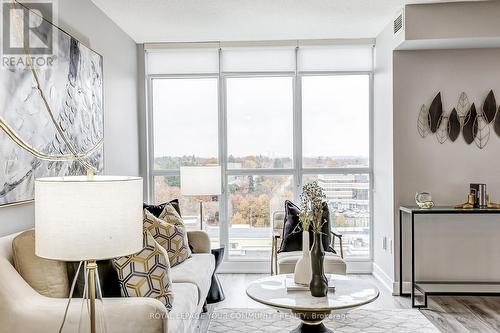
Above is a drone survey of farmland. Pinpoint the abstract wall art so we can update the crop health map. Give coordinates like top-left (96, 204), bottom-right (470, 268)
top-left (417, 90), bottom-right (498, 149)
top-left (0, 2), bottom-right (104, 206)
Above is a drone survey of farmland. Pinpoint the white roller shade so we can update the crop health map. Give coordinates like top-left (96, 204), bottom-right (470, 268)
top-left (298, 45), bottom-right (373, 72)
top-left (147, 48), bottom-right (219, 74)
top-left (221, 46), bottom-right (295, 72)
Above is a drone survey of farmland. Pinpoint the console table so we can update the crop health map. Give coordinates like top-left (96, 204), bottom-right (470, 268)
top-left (399, 206), bottom-right (500, 308)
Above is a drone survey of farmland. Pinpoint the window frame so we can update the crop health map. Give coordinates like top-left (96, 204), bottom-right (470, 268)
top-left (146, 46), bottom-right (374, 265)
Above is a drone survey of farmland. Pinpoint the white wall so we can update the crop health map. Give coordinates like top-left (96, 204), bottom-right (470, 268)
top-left (0, 0), bottom-right (139, 237)
top-left (372, 22), bottom-right (395, 289)
top-left (394, 48), bottom-right (500, 283)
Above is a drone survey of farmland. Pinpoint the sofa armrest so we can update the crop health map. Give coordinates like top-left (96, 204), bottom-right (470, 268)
top-left (0, 255), bottom-right (167, 333)
top-left (4, 296), bottom-right (168, 333)
top-left (187, 230), bottom-right (211, 254)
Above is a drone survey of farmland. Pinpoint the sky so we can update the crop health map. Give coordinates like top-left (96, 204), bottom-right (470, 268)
top-left (152, 75), bottom-right (369, 159)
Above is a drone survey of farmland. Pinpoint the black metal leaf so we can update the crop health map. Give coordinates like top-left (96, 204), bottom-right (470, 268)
top-left (447, 108), bottom-right (460, 142)
top-left (428, 92), bottom-right (443, 133)
top-left (463, 103), bottom-right (478, 144)
top-left (483, 90), bottom-right (496, 123)
top-left (495, 105), bottom-right (500, 138)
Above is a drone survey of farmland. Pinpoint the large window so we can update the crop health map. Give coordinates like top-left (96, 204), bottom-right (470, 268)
top-left (226, 77), bottom-right (294, 169)
top-left (303, 174), bottom-right (370, 258)
top-left (302, 75), bottom-right (370, 168)
top-left (146, 43), bottom-right (373, 263)
top-left (228, 175), bottom-right (293, 259)
top-left (151, 77), bottom-right (220, 246)
top-left (152, 77), bottom-right (219, 169)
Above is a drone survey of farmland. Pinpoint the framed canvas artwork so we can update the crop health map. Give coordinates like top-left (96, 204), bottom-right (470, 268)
top-left (0, 1), bottom-right (104, 206)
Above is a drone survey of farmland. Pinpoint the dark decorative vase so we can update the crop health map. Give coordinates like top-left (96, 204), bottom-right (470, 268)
top-left (309, 232), bottom-right (328, 297)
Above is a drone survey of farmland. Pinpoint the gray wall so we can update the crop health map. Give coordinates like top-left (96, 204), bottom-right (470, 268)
top-left (0, 0), bottom-right (139, 237)
top-left (405, 2), bottom-right (500, 41)
top-left (394, 48), bottom-right (500, 282)
top-left (373, 22), bottom-right (395, 287)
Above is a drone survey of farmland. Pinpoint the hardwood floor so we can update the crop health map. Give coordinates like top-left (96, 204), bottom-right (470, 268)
top-left (421, 296), bottom-right (500, 333)
top-left (196, 273), bottom-right (500, 333)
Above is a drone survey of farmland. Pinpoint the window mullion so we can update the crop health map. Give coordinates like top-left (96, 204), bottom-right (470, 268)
top-left (219, 48), bottom-right (230, 253)
top-left (294, 46), bottom-right (302, 202)
top-left (147, 76), bottom-right (155, 203)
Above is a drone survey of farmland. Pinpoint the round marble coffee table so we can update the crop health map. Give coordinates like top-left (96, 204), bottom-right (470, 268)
top-left (246, 274), bottom-right (379, 333)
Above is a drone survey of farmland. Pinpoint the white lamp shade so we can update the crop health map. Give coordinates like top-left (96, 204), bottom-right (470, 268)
top-left (35, 176), bottom-right (143, 261)
top-left (180, 166), bottom-right (222, 196)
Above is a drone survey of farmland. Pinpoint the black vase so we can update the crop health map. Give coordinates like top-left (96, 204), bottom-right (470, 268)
top-left (309, 232), bottom-right (328, 297)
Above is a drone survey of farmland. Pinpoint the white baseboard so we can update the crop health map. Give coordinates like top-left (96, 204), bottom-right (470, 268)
top-left (346, 261), bottom-right (373, 274)
top-left (372, 263), bottom-right (394, 293)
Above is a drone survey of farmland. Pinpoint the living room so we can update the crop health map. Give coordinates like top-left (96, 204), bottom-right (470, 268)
top-left (1, 0), bottom-right (500, 332)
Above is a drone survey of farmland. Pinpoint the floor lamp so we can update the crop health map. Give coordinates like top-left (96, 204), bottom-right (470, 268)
top-left (35, 176), bottom-right (143, 333)
top-left (180, 166), bottom-right (222, 230)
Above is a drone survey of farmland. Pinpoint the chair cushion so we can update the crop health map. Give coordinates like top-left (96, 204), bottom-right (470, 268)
top-left (112, 231), bottom-right (174, 311)
top-left (170, 253), bottom-right (215, 306)
top-left (278, 200), bottom-right (334, 254)
top-left (12, 230), bottom-right (69, 298)
top-left (144, 208), bottom-right (192, 267)
top-left (277, 251), bottom-right (346, 275)
top-left (168, 283), bottom-right (199, 333)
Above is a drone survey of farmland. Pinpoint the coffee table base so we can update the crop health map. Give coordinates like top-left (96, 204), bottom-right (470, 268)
top-left (291, 311), bottom-right (333, 333)
top-left (291, 322), bottom-right (333, 333)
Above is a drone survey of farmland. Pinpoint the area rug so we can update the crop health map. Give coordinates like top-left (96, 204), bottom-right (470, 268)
top-left (206, 308), bottom-right (439, 333)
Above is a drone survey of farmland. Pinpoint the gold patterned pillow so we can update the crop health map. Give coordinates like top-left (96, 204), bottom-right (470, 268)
top-left (144, 208), bottom-right (192, 267)
top-left (158, 203), bottom-right (184, 226)
top-left (112, 231), bottom-right (174, 311)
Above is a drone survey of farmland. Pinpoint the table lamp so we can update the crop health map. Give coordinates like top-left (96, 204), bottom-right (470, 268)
top-left (180, 166), bottom-right (222, 230)
top-left (35, 175), bottom-right (143, 333)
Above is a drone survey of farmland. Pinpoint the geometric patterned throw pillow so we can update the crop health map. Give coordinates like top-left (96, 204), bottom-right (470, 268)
top-left (143, 208), bottom-right (192, 267)
top-left (158, 202), bottom-right (184, 226)
top-left (112, 231), bottom-right (174, 311)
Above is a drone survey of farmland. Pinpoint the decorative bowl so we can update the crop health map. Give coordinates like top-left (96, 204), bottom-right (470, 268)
top-left (415, 192), bottom-right (434, 209)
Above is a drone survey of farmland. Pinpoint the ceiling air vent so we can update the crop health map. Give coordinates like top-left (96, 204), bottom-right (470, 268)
top-left (393, 9), bottom-right (404, 37)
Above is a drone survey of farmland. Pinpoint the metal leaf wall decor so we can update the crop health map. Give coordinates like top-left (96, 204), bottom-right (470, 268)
top-left (418, 91), bottom-right (499, 149)
top-left (448, 108), bottom-right (460, 142)
top-left (417, 104), bottom-right (430, 138)
top-left (457, 92), bottom-right (470, 120)
top-left (436, 114), bottom-right (448, 144)
top-left (463, 103), bottom-right (478, 144)
top-left (483, 90), bottom-right (496, 123)
top-left (474, 112), bottom-right (490, 149)
top-left (428, 92), bottom-right (443, 133)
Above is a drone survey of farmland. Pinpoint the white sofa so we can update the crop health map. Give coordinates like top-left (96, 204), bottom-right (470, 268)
top-left (0, 230), bottom-right (215, 333)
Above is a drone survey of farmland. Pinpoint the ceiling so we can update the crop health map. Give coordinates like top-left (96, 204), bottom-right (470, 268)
top-left (90, 0), bottom-right (473, 43)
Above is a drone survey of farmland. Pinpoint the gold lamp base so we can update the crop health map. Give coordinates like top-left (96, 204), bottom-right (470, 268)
top-left (87, 260), bottom-right (97, 333)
